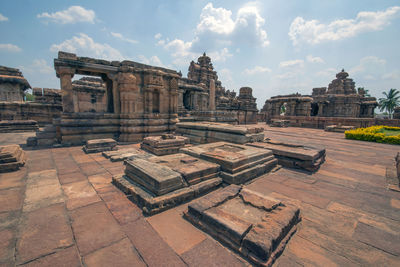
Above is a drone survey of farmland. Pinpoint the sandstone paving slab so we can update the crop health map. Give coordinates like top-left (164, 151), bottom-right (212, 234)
top-left (83, 238), bottom-right (145, 267)
top-left (185, 185), bottom-right (301, 266)
top-left (62, 181), bottom-right (101, 210)
top-left (79, 162), bottom-right (107, 176)
top-left (87, 173), bottom-right (112, 191)
top-left (0, 187), bottom-right (24, 213)
top-left (70, 202), bottom-right (126, 256)
top-left (122, 218), bottom-right (186, 267)
top-left (146, 207), bottom-right (207, 255)
top-left (353, 221), bottom-right (400, 256)
top-left (23, 169), bottom-right (64, 212)
top-left (181, 238), bottom-right (248, 266)
top-left (16, 203), bottom-right (74, 264)
top-left (22, 246), bottom-right (81, 267)
top-left (0, 168), bottom-right (26, 190)
top-left (58, 171), bottom-right (87, 185)
top-left (0, 229), bottom-right (14, 262)
top-left (99, 190), bottom-right (142, 225)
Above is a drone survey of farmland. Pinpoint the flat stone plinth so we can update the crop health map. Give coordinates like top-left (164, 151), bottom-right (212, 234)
top-left (270, 120), bottom-right (289, 127)
top-left (113, 153), bottom-right (222, 215)
top-left (0, 145), bottom-right (26, 173)
top-left (176, 122), bottom-right (264, 144)
top-left (185, 185), bottom-right (301, 266)
top-left (325, 125), bottom-right (355, 132)
top-left (103, 148), bottom-right (152, 162)
top-left (141, 134), bottom-right (189, 156)
top-left (247, 139), bottom-right (326, 172)
top-left (0, 120), bottom-right (39, 133)
top-left (181, 142), bottom-right (277, 184)
top-left (83, 138), bottom-right (117, 153)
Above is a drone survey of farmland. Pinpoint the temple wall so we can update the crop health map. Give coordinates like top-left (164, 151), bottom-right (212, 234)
top-left (267, 115), bottom-right (400, 128)
top-left (0, 102), bottom-right (62, 126)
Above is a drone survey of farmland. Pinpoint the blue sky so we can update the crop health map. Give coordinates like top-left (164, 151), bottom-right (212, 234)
top-left (1, 0), bottom-right (399, 108)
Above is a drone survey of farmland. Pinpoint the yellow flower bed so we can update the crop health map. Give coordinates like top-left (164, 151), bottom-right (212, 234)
top-left (345, 125), bottom-right (400, 145)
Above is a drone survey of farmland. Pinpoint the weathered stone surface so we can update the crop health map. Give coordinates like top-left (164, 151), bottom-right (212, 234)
top-left (177, 122), bottom-right (264, 144)
top-left (247, 140), bottom-right (326, 172)
top-left (0, 145), bottom-right (26, 173)
top-left (0, 120), bottom-right (39, 133)
top-left (148, 153), bottom-right (220, 185)
top-left (113, 173), bottom-right (222, 215)
top-left (83, 138), bottom-right (117, 153)
top-left (181, 142), bottom-right (277, 184)
top-left (125, 158), bottom-right (185, 196)
top-left (325, 124), bottom-right (356, 132)
top-left (185, 185), bottom-right (301, 266)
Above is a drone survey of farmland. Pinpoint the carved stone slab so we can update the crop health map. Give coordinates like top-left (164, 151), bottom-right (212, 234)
top-left (185, 185), bottom-right (301, 266)
top-left (247, 140), bottom-right (325, 172)
top-left (0, 145), bottom-right (26, 173)
top-left (181, 142), bottom-right (277, 184)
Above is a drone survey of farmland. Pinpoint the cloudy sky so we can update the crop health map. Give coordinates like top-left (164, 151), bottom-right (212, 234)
top-left (1, 0), bottom-right (399, 108)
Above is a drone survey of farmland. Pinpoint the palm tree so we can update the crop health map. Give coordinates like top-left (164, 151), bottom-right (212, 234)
top-left (378, 88), bottom-right (400, 118)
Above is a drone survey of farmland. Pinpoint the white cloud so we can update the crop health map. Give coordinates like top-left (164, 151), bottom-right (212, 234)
top-left (306, 55), bottom-right (324, 63)
top-left (364, 74), bottom-right (376, 80)
top-left (243, 66), bottom-right (271, 75)
top-left (279, 59), bottom-right (304, 68)
top-left (289, 6), bottom-right (400, 45)
top-left (154, 33), bottom-right (162, 39)
top-left (208, 48), bottom-right (232, 62)
top-left (350, 56), bottom-right (386, 74)
top-left (316, 68), bottom-right (337, 77)
top-left (382, 70), bottom-right (400, 80)
top-left (0, 43), bottom-right (22, 52)
top-left (110, 32), bottom-right (138, 44)
top-left (37, 6), bottom-right (96, 24)
top-left (192, 2), bottom-right (269, 50)
top-left (0, 13), bottom-right (8, 22)
top-left (50, 33), bottom-right (123, 60)
top-left (20, 59), bottom-right (54, 75)
top-left (137, 55), bottom-right (164, 67)
top-left (218, 68), bottom-right (234, 89)
top-left (159, 2), bottom-right (269, 67)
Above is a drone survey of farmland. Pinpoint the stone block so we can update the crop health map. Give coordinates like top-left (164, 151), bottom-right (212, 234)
top-left (185, 185), bottom-right (300, 266)
top-left (125, 158), bottom-right (185, 196)
top-left (0, 145), bottom-right (26, 173)
top-left (83, 138), bottom-right (117, 153)
top-left (181, 142), bottom-right (277, 184)
top-left (247, 140), bottom-right (326, 172)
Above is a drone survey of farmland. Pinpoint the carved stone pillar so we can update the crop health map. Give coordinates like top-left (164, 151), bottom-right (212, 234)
top-left (56, 67), bottom-right (75, 113)
top-left (209, 79), bottom-right (216, 111)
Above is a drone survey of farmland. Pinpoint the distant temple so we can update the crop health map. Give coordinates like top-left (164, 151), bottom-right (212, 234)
top-left (261, 69), bottom-right (378, 119)
top-left (0, 66), bottom-right (31, 102)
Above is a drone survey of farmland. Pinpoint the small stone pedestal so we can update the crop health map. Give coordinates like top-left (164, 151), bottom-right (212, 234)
top-left (83, 138), bottom-right (117, 153)
top-left (181, 142), bottom-right (278, 184)
top-left (112, 153), bottom-right (222, 215)
top-left (140, 134), bottom-right (189, 155)
top-left (247, 139), bottom-right (326, 172)
top-left (324, 124), bottom-right (355, 132)
top-left (185, 185), bottom-right (301, 266)
top-left (0, 145), bottom-right (26, 173)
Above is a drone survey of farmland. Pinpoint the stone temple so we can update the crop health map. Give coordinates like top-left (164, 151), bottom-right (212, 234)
top-left (261, 69), bottom-right (379, 128)
top-left (0, 66), bottom-right (31, 102)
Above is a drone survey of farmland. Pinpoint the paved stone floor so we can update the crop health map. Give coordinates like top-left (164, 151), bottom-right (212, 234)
top-left (0, 126), bottom-right (399, 266)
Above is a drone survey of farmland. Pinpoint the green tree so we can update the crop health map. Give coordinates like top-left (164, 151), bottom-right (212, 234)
top-left (378, 88), bottom-right (400, 118)
top-left (25, 93), bottom-right (35, 101)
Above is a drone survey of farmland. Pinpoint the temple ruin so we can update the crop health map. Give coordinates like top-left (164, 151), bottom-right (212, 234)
top-left (261, 69), bottom-right (380, 128)
top-left (0, 66), bottom-right (30, 102)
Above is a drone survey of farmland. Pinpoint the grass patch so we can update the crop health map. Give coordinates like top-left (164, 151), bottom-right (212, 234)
top-left (345, 125), bottom-right (400, 145)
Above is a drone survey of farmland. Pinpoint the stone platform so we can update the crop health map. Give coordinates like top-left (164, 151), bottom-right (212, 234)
top-left (83, 138), bottom-right (117, 154)
top-left (176, 122), bottom-right (264, 144)
top-left (325, 124), bottom-right (356, 132)
top-left (141, 134), bottom-right (189, 156)
top-left (0, 120), bottom-right (39, 133)
top-left (247, 139), bottom-right (326, 172)
top-left (269, 119), bottom-right (289, 127)
top-left (0, 145), bottom-right (26, 173)
top-left (113, 153), bottom-right (222, 215)
top-left (181, 142), bottom-right (278, 184)
top-left (386, 152), bottom-right (400, 191)
top-left (103, 147), bottom-right (152, 162)
top-left (185, 185), bottom-right (301, 266)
